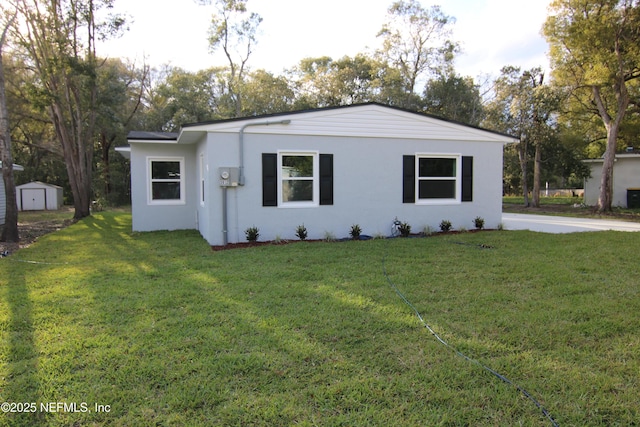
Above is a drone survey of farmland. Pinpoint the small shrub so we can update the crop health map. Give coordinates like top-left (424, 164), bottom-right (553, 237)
top-left (350, 224), bottom-right (362, 240)
top-left (323, 231), bottom-right (336, 242)
top-left (398, 222), bottom-right (411, 237)
top-left (457, 226), bottom-right (468, 233)
top-left (422, 225), bottom-right (435, 236)
top-left (245, 226), bottom-right (260, 242)
top-left (295, 224), bottom-right (308, 240)
top-left (439, 220), bottom-right (452, 232)
top-left (473, 216), bottom-right (485, 230)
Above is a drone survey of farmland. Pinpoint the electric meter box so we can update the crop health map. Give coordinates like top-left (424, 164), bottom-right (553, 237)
top-left (218, 167), bottom-right (240, 187)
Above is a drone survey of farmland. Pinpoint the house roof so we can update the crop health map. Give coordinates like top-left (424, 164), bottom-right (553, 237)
top-left (583, 153), bottom-right (640, 164)
top-left (16, 181), bottom-right (63, 189)
top-left (0, 162), bottom-right (24, 171)
top-left (127, 131), bottom-right (179, 141)
top-left (126, 103), bottom-right (519, 145)
top-left (181, 102), bottom-right (518, 140)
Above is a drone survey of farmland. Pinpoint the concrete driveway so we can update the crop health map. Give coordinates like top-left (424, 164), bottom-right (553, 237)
top-left (502, 213), bottom-right (640, 233)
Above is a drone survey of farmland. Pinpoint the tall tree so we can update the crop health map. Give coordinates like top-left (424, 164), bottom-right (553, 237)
top-left (289, 55), bottom-right (390, 108)
top-left (423, 73), bottom-right (484, 125)
top-left (94, 58), bottom-right (147, 204)
top-left (544, 0), bottom-right (640, 211)
top-left (207, 0), bottom-right (262, 117)
top-left (11, 0), bottom-right (125, 219)
top-left (377, 0), bottom-right (458, 110)
top-left (241, 69), bottom-right (295, 115)
top-left (0, 8), bottom-right (19, 242)
top-left (485, 67), bottom-right (560, 207)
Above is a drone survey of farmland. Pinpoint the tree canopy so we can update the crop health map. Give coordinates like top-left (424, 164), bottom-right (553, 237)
top-left (1, 0), bottom-right (615, 213)
top-left (544, 0), bottom-right (640, 211)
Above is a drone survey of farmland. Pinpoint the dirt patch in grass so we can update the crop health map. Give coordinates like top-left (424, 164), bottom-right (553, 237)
top-left (0, 208), bottom-right (76, 256)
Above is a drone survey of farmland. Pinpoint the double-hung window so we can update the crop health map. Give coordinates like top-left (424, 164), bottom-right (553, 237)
top-left (417, 155), bottom-right (459, 202)
top-left (262, 152), bottom-right (333, 207)
top-left (403, 154), bottom-right (473, 204)
top-left (148, 157), bottom-right (185, 204)
top-left (278, 151), bottom-right (319, 206)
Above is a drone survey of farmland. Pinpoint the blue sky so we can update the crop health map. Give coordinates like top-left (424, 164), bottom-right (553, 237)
top-left (99, 0), bottom-right (552, 79)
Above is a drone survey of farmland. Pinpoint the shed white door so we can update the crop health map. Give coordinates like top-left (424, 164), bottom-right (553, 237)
top-left (21, 188), bottom-right (46, 210)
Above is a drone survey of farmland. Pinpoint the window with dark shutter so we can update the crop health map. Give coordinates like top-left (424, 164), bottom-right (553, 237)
top-left (262, 153), bottom-right (277, 206)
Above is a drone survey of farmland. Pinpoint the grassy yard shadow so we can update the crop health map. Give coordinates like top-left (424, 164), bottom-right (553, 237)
top-left (1, 262), bottom-right (46, 427)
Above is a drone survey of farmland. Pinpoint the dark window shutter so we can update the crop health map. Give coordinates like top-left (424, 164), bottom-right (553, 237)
top-left (403, 155), bottom-right (416, 203)
top-left (319, 154), bottom-right (334, 205)
top-left (262, 153), bottom-right (277, 206)
top-left (462, 156), bottom-right (473, 202)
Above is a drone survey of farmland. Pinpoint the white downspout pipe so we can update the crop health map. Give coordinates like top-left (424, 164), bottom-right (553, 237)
top-left (238, 119), bottom-right (291, 186)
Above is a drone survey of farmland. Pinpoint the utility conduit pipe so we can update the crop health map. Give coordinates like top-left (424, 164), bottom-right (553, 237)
top-left (222, 119), bottom-right (291, 245)
top-left (238, 119), bottom-right (291, 186)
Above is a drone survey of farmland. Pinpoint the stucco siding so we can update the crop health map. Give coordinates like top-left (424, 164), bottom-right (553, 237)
top-left (203, 132), bottom-right (503, 245)
top-left (585, 156), bottom-right (640, 207)
top-left (130, 143), bottom-right (198, 232)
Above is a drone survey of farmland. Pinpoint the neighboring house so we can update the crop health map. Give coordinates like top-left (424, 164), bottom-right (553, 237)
top-left (117, 103), bottom-right (518, 246)
top-left (0, 162), bottom-right (25, 225)
top-left (16, 181), bottom-right (64, 211)
top-left (584, 151), bottom-right (640, 208)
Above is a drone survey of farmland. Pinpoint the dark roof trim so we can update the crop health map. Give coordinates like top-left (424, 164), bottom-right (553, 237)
top-left (127, 131), bottom-right (178, 141)
top-left (180, 102), bottom-right (518, 140)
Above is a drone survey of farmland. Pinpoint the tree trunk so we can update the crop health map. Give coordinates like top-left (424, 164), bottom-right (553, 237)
top-left (597, 124), bottom-right (618, 212)
top-left (518, 140), bottom-right (530, 207)
top-left (101, 131), bottom-right (112, 198)
top-left (532, 142), bottom-right (542, 208)
top-left (593, 82), bottom-right (629, 212)
top-left (0, 42), bottom-right (19, 242)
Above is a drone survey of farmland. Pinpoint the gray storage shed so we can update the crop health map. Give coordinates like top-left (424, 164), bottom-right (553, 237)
top-left (16, 181), bottom-right (64, 211)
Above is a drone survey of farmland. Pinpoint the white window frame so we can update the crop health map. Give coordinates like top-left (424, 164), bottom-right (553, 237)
top-left (415, 154), bottom-right (461, 205)
top-left (277, 151), bottom-right (319, 208)
top-left (147, 156), bottom-right (186, 205)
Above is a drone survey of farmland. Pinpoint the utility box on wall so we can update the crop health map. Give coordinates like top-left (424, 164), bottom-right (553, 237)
top-left (218, 167), bottom-right (240, 187)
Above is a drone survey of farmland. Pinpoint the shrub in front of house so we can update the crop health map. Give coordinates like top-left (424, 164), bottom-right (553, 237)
top-left (398, 222), bottom-right (411, 237)
top-left (473, 216), bottom-right (485, 230)
top-left (439, 220), bottom-right (452, 232)
top-left (295, 224), bottom-right (308, 240)
top-left (245, 226), bottom-right (260, 242)
top-left (350, 224), bottom-right (362, 240)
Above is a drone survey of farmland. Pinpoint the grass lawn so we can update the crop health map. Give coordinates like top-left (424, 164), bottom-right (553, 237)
top-left (1, 211), bottom-right (639, 426)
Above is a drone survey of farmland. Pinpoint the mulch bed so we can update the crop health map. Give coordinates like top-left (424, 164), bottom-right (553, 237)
top-left (211, 230), bottom-right (489, 251)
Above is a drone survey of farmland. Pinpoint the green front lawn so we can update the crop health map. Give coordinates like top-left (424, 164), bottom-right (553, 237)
top-left (1, 212), bottom-right (638, 426)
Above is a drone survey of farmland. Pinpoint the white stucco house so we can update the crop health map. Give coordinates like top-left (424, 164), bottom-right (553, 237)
top-left (0, 162), bottom-right (25, 225)
top-left (584, 152), bottom-right (640, 208)
top-left (117, 103), bottom-right (518, 245)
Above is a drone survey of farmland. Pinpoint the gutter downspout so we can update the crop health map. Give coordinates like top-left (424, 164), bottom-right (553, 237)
top-left (238, 119), bottom-right (291, 186)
